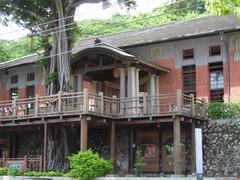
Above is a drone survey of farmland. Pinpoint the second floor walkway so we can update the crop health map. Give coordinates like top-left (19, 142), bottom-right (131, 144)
top-left (0, 89), bottom-right (207, 126)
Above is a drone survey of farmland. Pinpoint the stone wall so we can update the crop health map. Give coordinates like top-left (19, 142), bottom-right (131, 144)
top-left (203, 119), bottom-right (240, 177)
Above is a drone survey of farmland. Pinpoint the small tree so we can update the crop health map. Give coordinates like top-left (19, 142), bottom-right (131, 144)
top-left (133, 150), bottom-right (145, 176)
top-left (68, 150), bottom-right (112, 180)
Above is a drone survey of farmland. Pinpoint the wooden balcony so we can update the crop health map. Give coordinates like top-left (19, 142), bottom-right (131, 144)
top-left (0, 89), bottom-right (207, 126)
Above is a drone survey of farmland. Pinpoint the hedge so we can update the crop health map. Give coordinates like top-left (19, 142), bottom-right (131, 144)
top-left (207, 102), bottom-right (240, 119)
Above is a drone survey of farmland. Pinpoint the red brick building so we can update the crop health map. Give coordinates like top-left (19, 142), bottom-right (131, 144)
top-left (0, 15), bottom-right (239, 175)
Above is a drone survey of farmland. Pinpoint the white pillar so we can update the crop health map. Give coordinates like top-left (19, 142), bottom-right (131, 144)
top-left (149, 74), bottom-right (155, 114)
top-left (127, 67), bottom-right (136, 98)
top-left (77, 74), bottom-right (83, 92)
top-left (150, 74), bottom-right (155, 96)
top-left (135, 69), bottom-right (140, 97)
top-left (127, 67), bottom-right (136, 115)
top-left (119, 68), bottom-right (126, 115)
top-left (119, 68), bottom-right (126, 99)
top-left (155, 76), bottom-right (160, 114)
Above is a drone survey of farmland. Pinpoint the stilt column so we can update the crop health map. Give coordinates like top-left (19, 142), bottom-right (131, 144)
top-left (110, 121), bottom-right (116, 173)
top-left (43, 123), bottom-right (48, 172)
top-left (191, 120), bottom-right (196, 173)
top-left (80, 118), bottom-right (88, 151)
top-left (173, 117), bottom-right (181, 175)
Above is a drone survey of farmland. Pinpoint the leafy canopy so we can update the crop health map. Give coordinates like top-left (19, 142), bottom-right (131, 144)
top-left (205, 0), bottom-right (240, 16)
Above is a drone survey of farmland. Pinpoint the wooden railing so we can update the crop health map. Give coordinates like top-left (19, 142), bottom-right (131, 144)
top-left (0, 156), bottom-right (42, 171)
top-left (0, 89), bottom-right (207, 120)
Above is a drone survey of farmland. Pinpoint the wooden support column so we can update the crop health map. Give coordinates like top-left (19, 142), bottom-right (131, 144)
top-left (43, 123), bottom-right (48, 172)
top-left (191, 120), bottom-right (196, 173)
top-left (80, 118), bottom-right (88, 151)
top-left (110, 121), bottom-right (116, 173)
top-left (129, 127), bottom-right (134, 173)
top-left (173, 117), bottom-right (181, 175)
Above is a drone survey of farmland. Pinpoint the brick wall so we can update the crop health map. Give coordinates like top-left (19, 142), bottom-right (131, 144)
top-left (229, 50), bottom-right (240, 101)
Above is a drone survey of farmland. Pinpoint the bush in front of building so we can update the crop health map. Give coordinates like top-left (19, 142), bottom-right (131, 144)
top-left (67, 150), bottom-right (112, 180)
top-left (23, 170), bottom-right (64, 177)
top-left (207, 102), bottom-right (240, 119)
top-left (0, 167), bottom-right (8, 175)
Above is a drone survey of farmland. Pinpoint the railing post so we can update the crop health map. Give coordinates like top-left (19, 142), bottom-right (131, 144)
top-left (35, 94), bottom-right (39, 117)
top-left (13, 96), bottom-right (17, 117)
top-left (24, 155), bottom-right (28, 169)
top-left (98, 92), bottom-right (104, 115)
top-left (112, 95), bottom-right (117, 115)
top-left (83, 88), bottom-right (89, 113)
top-left (190, 94), bottom-right (195, 117)
top-left (202, 98), bottom-right (207, 118)
top-left (3, 156), bottom-right (6, 166)
top-left (39, 155), bottom-right (43, 172)
top-left (176, 89), bottom-right (182, 114)
top-left (143, 93), bottom-right (147, 115)
top-left (58, 91), bottom-right (62, 113)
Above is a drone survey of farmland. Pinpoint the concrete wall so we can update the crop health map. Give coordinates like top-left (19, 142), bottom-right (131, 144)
top-left (203, 119), bottom-right (240, 177)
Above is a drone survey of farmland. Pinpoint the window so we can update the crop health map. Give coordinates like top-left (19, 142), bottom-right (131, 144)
top-left (183, 49), bottom-right (194, 60)
top-left (182, 65), bottom-right (196, 95)
top-left (209, 62), bottom-right (224, 102)
top-left (10, 88), bottom-right (18, 100)
top-left (27, 72), bottom-right (35, 81)
top-left (11, 75), bottom-right (18, 84)
top-left (209, 45), bottom-right (221, 56)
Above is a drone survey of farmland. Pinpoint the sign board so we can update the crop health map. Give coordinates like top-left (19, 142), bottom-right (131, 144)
top-left (6, 160), bottom-right (26, 172)
top-left (195, 128), bottom-right (203, 179)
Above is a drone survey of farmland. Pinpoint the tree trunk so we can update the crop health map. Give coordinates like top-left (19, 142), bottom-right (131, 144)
top-left (46, 0), bottom-right (76, 171)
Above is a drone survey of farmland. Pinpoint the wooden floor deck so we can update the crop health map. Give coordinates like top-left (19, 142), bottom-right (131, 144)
top-left (0, 89), bottom-right (207, 126)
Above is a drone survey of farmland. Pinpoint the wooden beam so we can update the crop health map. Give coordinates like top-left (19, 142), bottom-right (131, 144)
top-left (115, 118), bottom-right (173, 125)
top-left (173, 117), bottom-right (181, 175)
top-left (80, 118), bottom-right (88, 151)
top-left (43, 123), bottom-right (48, 172)
top-left (191, 120), bottom-right (196, 173)
top-left (110, 121), bottom-right (116, 173)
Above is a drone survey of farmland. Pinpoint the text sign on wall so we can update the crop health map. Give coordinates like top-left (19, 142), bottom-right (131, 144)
top-left (195, 128), bottom-right (203, 175)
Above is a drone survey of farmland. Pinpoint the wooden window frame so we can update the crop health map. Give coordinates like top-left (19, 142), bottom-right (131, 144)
top-left (11, 75), bottom-right (18, 84)
top-left (209, 45), bottom-right (221, 56)
top-left (209, 62), bottom-right (224, 102)
top-left (27, 72), bottom-right (35, 81)
top-left (182, 49), bottom-right (194, 60)
top-left (182, 65), bottom-right (196, 95)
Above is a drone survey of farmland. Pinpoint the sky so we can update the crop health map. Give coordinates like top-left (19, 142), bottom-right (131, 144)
top-left (0, 0), bottom-right (169, 41)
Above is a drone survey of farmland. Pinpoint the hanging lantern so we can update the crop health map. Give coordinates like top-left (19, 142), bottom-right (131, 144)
top-left (113, 68), bottom-right (120, 78)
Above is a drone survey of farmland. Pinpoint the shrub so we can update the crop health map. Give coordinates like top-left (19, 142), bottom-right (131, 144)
top-left (23, 170), bottom-right (64, 177)
top-left (7, 168), bottom-right (22, 176)
top-left (133, 150), bottom-right (145, 176)
top-left (0, 167), bottom-right (8, 175)
top-left (207, 102), bottom-right (240, 119)
top-left (68, 150), bottom-right (112, 180)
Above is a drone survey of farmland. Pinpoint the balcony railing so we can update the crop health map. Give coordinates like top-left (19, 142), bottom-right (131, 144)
top-left (0, 89), bottom-right (207, 120)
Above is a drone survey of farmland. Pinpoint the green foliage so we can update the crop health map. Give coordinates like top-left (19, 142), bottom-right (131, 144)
top-left (46, 72), bottom-right (58, 84)
top-left (7, 168), bottom-right (22, 176)
top-left (74, 0), bottom-right (206, 43)
top-left (205, 0), bottom-right (240, 16)
top-left (207, 102), bottom-right (240, 119)
top-left (68, 150), bottom-right (112, 180)
top-left (23, 170), bottom-right (64, 177)
top-left (133, 150), bottom-right (145, 176)
top-left (0, 167), bottom-right (8, 175)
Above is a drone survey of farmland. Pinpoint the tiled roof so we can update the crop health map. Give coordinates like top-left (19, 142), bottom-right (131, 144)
top-left (1, 15), bottom-right (240, 69)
